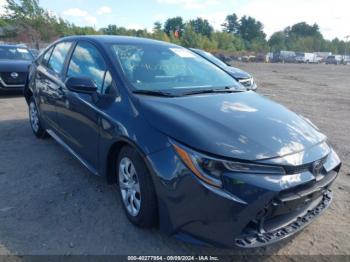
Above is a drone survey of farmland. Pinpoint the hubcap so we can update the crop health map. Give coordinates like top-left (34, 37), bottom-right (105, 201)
top-left (118, 157), bottom-right (141, 216)
top-left (29, 101), bottom-right (39, 132)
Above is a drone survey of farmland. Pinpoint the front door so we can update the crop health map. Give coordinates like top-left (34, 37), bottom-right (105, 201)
top-left (56, 41), bottom-right (113, 170)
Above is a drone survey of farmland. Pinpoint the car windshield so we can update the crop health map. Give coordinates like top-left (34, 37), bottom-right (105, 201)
top-left (193, 49), bottom-right (228, 68)
top-left (110, 43), bottom-right (241, 93)
top-left (0, 46), bottom-right (33, 61)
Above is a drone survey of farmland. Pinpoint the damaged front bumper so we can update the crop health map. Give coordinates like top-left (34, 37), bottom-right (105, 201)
top-left (235, 187), bottom-right (333, 247)
top-left (147, 144), bottom-right (341, 248)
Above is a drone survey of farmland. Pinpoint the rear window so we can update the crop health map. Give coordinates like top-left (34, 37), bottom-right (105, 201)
top-left (48, 42), bottom-right (72, 74)
top-left (41, 46), bottom-right (54, 67)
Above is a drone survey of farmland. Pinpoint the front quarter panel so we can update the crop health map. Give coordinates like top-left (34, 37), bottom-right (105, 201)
top-left (97, 91), bottom-right (170, 178)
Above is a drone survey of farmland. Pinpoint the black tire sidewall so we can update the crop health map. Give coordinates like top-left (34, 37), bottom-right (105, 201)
top-left (29, 97), bottom-right (47, 138)
top-left (117, 146), bottom-right (158, 228)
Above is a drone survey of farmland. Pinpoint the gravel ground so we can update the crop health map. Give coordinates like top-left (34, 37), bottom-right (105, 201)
top-left (0, 63), bottom-right (349, 259)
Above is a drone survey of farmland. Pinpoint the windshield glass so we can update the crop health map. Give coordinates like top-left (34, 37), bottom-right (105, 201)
top-left (110, 43), bottom-right (240, 92)
top-left (0, 46), bottom-right (33, 61)
top-left (193, 49), bottom-right (228, 68)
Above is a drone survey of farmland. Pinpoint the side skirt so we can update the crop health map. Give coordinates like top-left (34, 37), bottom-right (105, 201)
top-left (46, 129), bottom-right (100, 176)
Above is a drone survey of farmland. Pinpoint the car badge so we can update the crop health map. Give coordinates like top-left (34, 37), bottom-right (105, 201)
top-left (312, 160), bottom-right (323, 177)
top-left (11, 72), bottom-right (19, 79)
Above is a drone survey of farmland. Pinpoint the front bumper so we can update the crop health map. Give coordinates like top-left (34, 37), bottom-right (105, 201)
top-left (235, 183), bottom-right (333, 247)
top-left (146, 145), bottom-right (341, 248)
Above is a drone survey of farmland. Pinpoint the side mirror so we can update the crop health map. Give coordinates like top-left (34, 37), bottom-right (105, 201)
top-left (66, 77), bottom-right (97, 94)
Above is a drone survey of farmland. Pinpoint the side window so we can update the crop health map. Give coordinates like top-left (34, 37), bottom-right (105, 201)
top-left (67, 42), bottom-right (109, 94)
top-left (48, 42), bottom-right (72, 74)
top-left (41, 46), bottom-right (54, 67)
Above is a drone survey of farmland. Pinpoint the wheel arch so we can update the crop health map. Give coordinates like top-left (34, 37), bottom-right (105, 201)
top-left (24, 85), bottom-right (33, 105)
top-left (105, 137), bottom-right (148, 184)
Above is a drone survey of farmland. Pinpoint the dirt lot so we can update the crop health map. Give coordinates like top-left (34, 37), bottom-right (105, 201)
top-left (0, 63), bottom-right (349, 258)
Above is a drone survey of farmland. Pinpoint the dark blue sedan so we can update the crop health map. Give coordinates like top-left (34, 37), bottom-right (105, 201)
top-left (24, 36), bottom-right (341, 248)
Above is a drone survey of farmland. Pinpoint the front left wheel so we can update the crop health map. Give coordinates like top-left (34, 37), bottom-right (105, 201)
top-left (29, 97), bottom-right (48, 138)
top-left (117, 146), bottom-right (158, 228)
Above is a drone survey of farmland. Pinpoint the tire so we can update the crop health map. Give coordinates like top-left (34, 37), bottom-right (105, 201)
top-left (28, 97), bottom-right (48, 138)
top-left (116, 146), bottom-right (158, 228)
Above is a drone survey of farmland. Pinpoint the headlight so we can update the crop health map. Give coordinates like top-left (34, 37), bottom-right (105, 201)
top-left (172, 142), bottom-right (285, 188)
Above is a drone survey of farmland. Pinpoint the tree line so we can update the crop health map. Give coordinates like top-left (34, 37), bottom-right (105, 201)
top-left (0, 0), bottom-right (348, 55)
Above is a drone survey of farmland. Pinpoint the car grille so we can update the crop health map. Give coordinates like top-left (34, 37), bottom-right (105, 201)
top-left (235, 190), bottom-right (332, 248)
top-left (282, 156), bottom-right (328, 174)
top-left (234, 162), bottom-right (340, 248)
top-left (0, 72), bottom-right (27, 85)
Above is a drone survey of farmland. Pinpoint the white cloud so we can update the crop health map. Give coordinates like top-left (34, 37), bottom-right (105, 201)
top-left (63, 8), bottom-right (88, 17)
top-left (97, 6), bottom-right (112, 15)
top-left (157, 0), bottom-right (220, 10)
top-left (62, 8), bottom-right (97, 26)
top-left (83, 15), bottom-right (97, 25)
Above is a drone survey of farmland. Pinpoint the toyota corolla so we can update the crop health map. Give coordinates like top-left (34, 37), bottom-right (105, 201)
top-left (24, 36), bottom-right (341, 248)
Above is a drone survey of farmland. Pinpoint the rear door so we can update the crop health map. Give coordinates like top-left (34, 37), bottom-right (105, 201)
top-left (35, 42), bottom-right (73, 131)
top-left (55, 41), bottom-right (114, 169)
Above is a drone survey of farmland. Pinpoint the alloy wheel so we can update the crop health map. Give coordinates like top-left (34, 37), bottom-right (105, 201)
top-left (118, 157), bottom-right (142, 217)
top-left (29, 101), bottom-right (39, 133)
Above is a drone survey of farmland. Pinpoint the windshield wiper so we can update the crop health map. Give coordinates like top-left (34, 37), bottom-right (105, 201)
top-left (182, 87), bottom-right (243, 96)
top-left (132, 90), bottom-right (176, 97)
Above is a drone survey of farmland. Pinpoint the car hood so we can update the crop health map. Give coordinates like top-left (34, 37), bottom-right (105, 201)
top-left (0, 60), bottom-right (32, 72)
top-left (138, 91), bottom-right (326, 161)
top-left (225, 66), bottom-right (251, 79)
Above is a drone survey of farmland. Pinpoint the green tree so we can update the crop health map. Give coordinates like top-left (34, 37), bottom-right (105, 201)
top-left (188, 18), bottom-right (213, 37)
top-left (212, 32), bottom-right (244, 51)
top-left (101, 24), bottom-right (118, 35)
top-left (268, 31), bottom-right (286, 51)
top-left (3, 0), bottom-right (57, 45)
top-left (163, 16), bottom-right (184, 37)
top-left (238, 16), bottom-right (266, 42)
top-left (290, 22), bottom-right (321, 38)
top-left (153, 21), bottom-right (162, 32)
top-left (180, 24), bottom-right (200, 47)
top-left (222, 13), bottom-right (239, 34)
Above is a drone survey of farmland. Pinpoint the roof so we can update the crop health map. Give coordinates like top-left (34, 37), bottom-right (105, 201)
top-left (59, 35), bottom-right (177, 47)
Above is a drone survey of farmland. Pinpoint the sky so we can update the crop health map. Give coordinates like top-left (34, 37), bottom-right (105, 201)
top-left (1, 0), bottom-right (350, 40)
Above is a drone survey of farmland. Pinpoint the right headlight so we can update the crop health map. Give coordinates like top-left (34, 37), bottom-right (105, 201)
top-left (172, 141), bottom-right (285, 188)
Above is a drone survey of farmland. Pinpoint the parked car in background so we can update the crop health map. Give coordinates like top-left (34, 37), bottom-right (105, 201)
top-left (295, 52), bottom-right (318, 63)
top-left (342, 55), bottom-right (350, 65)
top-left (314, 52), bottom-right (332, 63)
top-left (272, 51), bottom-right (296, 63)
top-left (326, 55), bottom-right (342, 65)
top-left (25, 36), bottom-right (341, 248)
top-left (0, 44), bottom-right (34, 92)
top-left (190, 48), bottom-right (257, 91)
top-left (241, 55), bottom-right (256, 62)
